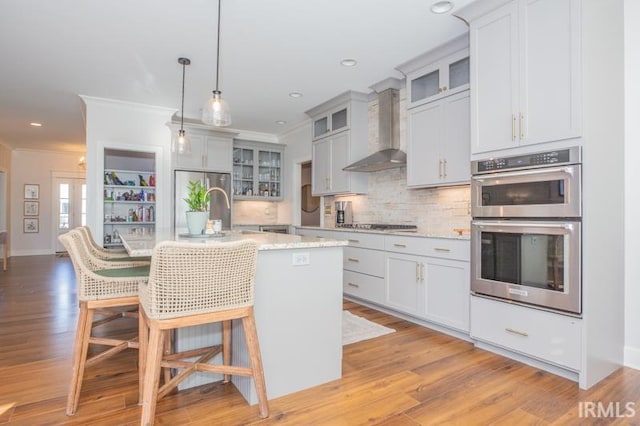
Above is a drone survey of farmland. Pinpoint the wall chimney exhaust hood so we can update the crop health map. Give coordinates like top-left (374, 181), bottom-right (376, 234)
top-left (343, 85), bottom-right (405, 172)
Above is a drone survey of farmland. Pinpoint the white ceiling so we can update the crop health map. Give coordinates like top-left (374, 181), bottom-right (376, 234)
top-left (0, 0), bottom-right (474, 153)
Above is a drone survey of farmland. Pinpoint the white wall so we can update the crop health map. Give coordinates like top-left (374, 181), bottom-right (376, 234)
top-left (624, 0), bottom-right (640, 369)
top-left (82, 96), bottom-right (175, 243)
top-left (10, 149), bottom-right (85, 255)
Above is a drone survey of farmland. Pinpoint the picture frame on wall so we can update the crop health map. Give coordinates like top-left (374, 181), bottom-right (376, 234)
top-left (24, 184), bottom-right (39, 199)
top-left (23, 218), bottom-right (39, 233)
top-left (24, 201), bottom-right (39, 216)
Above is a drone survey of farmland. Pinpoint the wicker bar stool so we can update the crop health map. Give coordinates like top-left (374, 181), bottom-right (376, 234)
top-left (139, 240), bottom-right (268, 426)
top-left (59, 229), bottom-right (150, 416)
top-left (77, 226), bottom-right (151, 263)
top-left (0, 230), bottom-right (7, 271)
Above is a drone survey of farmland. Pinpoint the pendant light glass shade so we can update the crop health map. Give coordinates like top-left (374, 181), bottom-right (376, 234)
top-left (203, 90), bottom-right (232, 126)
top-left (173, 129), bottom-right (191, 155)
top-left (202, 0), bottom-right (231, 127)
top-left (173, 57), bottom-right (192, 155)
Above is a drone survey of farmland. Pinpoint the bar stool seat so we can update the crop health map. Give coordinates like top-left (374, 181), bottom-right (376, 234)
top-left (139, 240), bottom-right (268, 426)
top-left (59, 229), bottom-right (149, 416)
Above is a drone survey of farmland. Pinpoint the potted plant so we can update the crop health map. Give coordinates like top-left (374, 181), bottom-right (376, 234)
top-left (184, 180), bottom-right (210, 235)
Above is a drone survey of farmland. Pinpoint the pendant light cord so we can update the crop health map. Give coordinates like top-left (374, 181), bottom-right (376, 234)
top-left (180, 60), bottom-right (186, 132)
top-left (215, 0), bottom-right (222, 91)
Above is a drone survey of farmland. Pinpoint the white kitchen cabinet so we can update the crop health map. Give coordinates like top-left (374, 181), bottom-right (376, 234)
top-left (311, 130), bottom-right (367, 196)
top-left (407, 90), bottom-right (470, 187)
top-left (171, 124), bottom-right (233, 172)
top-left (423, 257), bottom-right (470, 332)
top-left (463, 0), bottom-right (582, 154)
top-left (306, 91), bottom-right (368, 196)
top-left (471, 295), bottom-right (581, 370)
top-left (397, 36), bottom-right (470, 110)
top-left (232, 141), bottom-right (283, 200)
top-left (385, 252), bottom-right (426, 317)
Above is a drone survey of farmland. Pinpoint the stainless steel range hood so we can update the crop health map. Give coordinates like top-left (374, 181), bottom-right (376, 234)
top-left (343, 88), bottom-right (405, 172)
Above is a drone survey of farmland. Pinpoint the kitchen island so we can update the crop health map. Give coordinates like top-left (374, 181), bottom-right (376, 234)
top-left (118, 228), bottom-right (347, 405)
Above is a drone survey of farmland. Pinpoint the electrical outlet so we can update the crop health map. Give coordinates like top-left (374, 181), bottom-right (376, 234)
top-left (292, 252), bottom-right (310, 266)
top-left (264, 207), bottom-right (270, 216)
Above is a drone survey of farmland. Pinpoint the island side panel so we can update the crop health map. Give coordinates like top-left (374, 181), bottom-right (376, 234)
top-left (232, 245), bottom-right (344, 404)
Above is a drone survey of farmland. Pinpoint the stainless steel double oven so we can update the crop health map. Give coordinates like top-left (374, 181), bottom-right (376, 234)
top-left (470, 147), bottom-right (582, 315)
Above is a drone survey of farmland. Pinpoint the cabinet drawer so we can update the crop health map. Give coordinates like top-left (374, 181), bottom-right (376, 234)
top-left (335, 231), bottom-right (385, 250)
top-left (343, 270), bottom-right (385, 304)
top-left (470, 296), bottom-right (581, 370)
top-left (343, 247), bottom-right (385, 277)
top-left (385, 235), bottom-right (470, 261)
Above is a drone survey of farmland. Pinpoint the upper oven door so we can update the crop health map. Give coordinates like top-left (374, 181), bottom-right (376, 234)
top-left (471, 164), bottom-right (581, 218)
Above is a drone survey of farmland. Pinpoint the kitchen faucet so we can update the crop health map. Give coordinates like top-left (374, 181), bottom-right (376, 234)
top-left (205, 186), bottom-right (231, 209)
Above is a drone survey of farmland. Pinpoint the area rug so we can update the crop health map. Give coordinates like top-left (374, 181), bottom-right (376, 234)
top-left (343, 310), bottom-right (395, 345)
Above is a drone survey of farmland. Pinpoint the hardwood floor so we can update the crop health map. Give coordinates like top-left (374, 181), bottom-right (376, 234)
top-left (1, 255), bottom-right (639, 425)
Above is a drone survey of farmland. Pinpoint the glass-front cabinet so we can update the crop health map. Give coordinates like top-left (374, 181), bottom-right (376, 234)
top-left (312, 105), bottom-right (349, 140)
top-left (233, 141), bottom-right (283, 200)
top-left (397, 35), bottom-right (470, 109)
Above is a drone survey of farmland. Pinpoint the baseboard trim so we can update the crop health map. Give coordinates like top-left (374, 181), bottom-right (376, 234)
top-left (624, 346), bottom-right (640, 370)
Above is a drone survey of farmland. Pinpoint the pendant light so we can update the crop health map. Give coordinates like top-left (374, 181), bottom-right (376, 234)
top-left (202, 0), bottom-right (231, 126)
top-left (173, 57), bottom-right (192, 155)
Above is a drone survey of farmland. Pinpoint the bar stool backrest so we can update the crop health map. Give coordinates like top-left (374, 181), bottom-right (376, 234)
top-left (141, 240), bottom-right (259, 320)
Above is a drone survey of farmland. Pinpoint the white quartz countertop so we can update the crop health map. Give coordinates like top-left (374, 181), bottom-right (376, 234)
top-left (296, 226), bottom-right (471, 240)
top-left (118, 228), bottom-right (347, 257)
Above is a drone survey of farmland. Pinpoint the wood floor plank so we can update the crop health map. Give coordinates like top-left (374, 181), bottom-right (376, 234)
top-left (1, 255), bottom-right (639, 425)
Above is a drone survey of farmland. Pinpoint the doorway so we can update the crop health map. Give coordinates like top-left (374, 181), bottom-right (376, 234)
top-left (53, 176), bottom-right (86, 252)
top-left (0, 170), bottom-right (6, 263)
top-left (301, 162), bottom-right (320, 226)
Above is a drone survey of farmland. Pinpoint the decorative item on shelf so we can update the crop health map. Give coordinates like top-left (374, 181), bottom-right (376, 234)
top-left (139, 175), bottom-right (148, 186)
top-left (173, 57), bottom-right (192, 155)
top-left (149, 175), bottom-right (155, 187)
top-left (202, 0), bottom-right (231, 127)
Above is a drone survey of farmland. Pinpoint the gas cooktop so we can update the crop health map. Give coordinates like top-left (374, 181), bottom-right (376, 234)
top-left (336, 223), bottom-right (418, 231)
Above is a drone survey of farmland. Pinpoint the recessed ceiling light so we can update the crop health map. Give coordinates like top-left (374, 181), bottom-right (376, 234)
top-left (275, 120), bottom-right (287, 125)
top-left (340, 59), bottom-right (358, 67)
top-left (30, 122), bottom-right (42, 127)
top-left (431, 1), bottom-right (454, 14)
top-left (289, 92), bottom-right (303, 98)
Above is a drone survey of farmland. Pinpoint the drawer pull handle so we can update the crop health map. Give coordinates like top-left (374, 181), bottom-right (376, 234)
top-left (347, 282), bottom-right (360, 288)
top-left (348, 239), bottom-right (360, 243)
top-left (347, 258), bottom-right (360, 262)
top-left (505, 327), bottom-right (528, 337)
top-left (393, 244), bottom-right (407, 248)
top-left (434, 248), bottom-right (451, 252)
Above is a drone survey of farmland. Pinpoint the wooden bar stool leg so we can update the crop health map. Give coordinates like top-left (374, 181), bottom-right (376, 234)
top-left (162, 330), bottom-right (172, 387)
top-left (141, 325), bottom-right (165, 426)
top-left (66, 303), bottom-right (94, 416)
top-left (138, 307), bottom-right (149, 405)
top-left (222, 320), bottom-right (231, 383)
top-left (242, 312), bottom-right (269, 419)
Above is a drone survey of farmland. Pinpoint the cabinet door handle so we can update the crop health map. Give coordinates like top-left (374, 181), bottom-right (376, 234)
top-left (420, 263), bottom-right (425, 281)
top-left (519, 113), bottom-right (525, 139)
top-left (434, 247), bottom-right (451, 253)
top-left (438, 159), bottom-right (443, 179)
top-left (393, 243), bottom-right (407, 248)
top-left (416, 262), bottom-right (421, 282)
top-left (347, 239), bottom-right (360, 244)
top-left (442, 158), bottom-right (447, 178)
top-left (347, 282), bottom-right (360, 288)
top-left (512, 114), bottom-right (516, 141)
top-left (505, 327), bottom-right (529, 337)
top-left (347, 257), bottom-right (360, 263)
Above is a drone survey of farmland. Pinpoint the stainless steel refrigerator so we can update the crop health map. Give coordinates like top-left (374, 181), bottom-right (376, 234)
top-left (174, 170), bottom-right (232, 234)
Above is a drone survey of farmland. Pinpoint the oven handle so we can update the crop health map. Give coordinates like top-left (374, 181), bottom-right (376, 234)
top-left (472, 165), bottom-right (576, 181)
top-left (473, 221), bottom-right (574, 230)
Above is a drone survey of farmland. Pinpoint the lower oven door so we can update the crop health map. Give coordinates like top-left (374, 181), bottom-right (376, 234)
top-left (471, 220), bottom-right (581, 315)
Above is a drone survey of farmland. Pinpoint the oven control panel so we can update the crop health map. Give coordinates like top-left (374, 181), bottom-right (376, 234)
top-left (472, 147), bottom-right (581, 174)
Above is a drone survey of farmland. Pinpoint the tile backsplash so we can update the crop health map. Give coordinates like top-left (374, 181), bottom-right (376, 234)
top-left (326, 168), bottom-right (471, 236)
